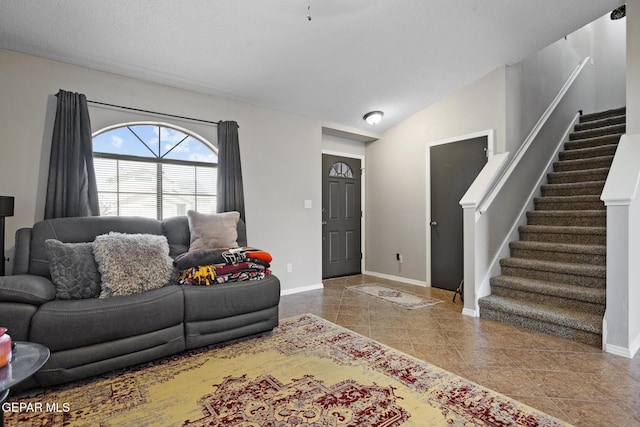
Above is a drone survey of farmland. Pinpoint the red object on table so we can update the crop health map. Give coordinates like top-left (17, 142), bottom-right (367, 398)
top-left (0, 327), bottom-right (11, 368)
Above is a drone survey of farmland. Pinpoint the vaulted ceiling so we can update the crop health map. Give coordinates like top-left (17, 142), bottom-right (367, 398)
top-left (0, 1), bottom-right (624, 133)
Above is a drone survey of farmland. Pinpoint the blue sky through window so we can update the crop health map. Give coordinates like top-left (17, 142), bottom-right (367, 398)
top-left (93, 124), bottom-right (217, 163)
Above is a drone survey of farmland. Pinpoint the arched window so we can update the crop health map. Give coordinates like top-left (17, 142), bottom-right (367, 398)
top-left (92, 122), bottom-right (217, 219)
top-left (328, 161), bottom-right (354, 179)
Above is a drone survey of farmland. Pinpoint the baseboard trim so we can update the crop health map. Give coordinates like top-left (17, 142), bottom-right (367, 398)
top-left (281, 283), bottom-right (324, 296)
top-left (462, 308), bottom-right (478, 318)
top-left (605, 334), bottom-right (640, 359)
top-left (362, 271), bottom-right (428, 287)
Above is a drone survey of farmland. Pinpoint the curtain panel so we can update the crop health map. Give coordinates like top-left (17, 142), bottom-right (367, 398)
top-left (216, 121), bottom-right (246, 222)
top-left (44, 90), bottom-right (100, 219)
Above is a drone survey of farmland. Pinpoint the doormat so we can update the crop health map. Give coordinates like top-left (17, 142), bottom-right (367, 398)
top-left (347, 283), bottom-right (443, 309)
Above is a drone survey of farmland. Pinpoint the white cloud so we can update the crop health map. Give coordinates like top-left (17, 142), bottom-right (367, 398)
top-left (165, 140), bottom-right (191, 153)
top-left (189, 152), bottom-right (218, 163)
top-left (111, 135), bottom-right (124, 148)
top-left (158, 127), bottom-right (187, 144)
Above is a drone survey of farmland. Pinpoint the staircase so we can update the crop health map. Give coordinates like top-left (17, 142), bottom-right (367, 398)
top-left (478, 107), bottom-right (626, 347)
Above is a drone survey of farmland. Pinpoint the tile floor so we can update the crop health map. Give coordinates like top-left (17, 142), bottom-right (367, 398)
top-left (278, 274), bottom-right (640, 427)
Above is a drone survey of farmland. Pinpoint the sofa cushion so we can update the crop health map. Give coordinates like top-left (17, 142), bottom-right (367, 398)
top-left (187, 210), bottom-right (240, 251)
top-left (28, 216), bottom-right (164, 278)
top-left (29, 286), bottom-right (184, 352)
top-left (182, 274), bottom-right (281, 322)
top-left (92, 232), bottom-right (175, 298)
top-left (45, 239), bottom-right (102, 300)
top-left (0, 275), bottom-right (56, 305)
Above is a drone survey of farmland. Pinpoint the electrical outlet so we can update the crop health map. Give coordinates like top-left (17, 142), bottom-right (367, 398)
top-left (396, 253), bottom-right (403, 263)
top-left (287, 263), bottom-right (293, 273)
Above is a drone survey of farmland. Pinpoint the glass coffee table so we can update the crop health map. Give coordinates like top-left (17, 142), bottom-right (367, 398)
top-left (0, 342), bottom-right (50, 426)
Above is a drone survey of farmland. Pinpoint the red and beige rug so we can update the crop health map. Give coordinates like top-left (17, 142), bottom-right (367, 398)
top-left (5, 314), bottom-right (570, 426)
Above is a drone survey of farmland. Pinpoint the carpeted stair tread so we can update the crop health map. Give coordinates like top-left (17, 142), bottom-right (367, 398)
top-left (547, 168), bottom-right (609, 184)
top-left (579, 107), bottom-right (625, 123)
top-left (490, 275), bottom-right (606, 304)
top-left (574, 114), bottom-right (625, 132)
top-left (526, 210), bottom-right (605, 227)
top-left (482, 106), bottom-right (625, 346)
top-left (478, 295), bottom-right (603, 335)
top-left (509, 240), bottom-right (606, 264)
top-left (569, 124), bottom-right (625, 141)
top-left (520, 224), bottom-right (605, 237)
top-left (500, 257), bottom-right (605, 279)
top-left (564, 134), bottom-right (623, 151)
top-left (553, 155), bottom-right (614, 172)
top-left (533, 195), bottom-right (605, 211)
top-left (519, 224), bottom-right (606, 246)
top-left (540, 181), bottom-right (605, 197)
top-left (559, 144), bottom-right (618, 161)
top-left (509, 240), bottom-right (606, 256)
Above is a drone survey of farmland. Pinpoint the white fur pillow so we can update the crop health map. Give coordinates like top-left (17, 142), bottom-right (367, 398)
top-left (92, 232), bottom-right (174, 298)
top-left (187, 210), bottom-right (240, 251)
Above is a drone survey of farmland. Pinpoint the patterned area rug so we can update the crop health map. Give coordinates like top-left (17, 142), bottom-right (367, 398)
top-left (5, 314), bottom-right (570, 426)
top-left (348, 283), bottom-right (443, 309)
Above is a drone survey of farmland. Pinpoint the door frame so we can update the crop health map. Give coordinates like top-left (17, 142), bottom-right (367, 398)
top-left (425, 129), bottom-right (495, 287)
top-left (321, 150), bottom-right (366, 276)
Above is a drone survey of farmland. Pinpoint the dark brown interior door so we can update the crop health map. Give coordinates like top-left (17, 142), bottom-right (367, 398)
top-left (430, 137), bottom-right (487, 291)
top-left (322, 154), bottom-right (362, 279)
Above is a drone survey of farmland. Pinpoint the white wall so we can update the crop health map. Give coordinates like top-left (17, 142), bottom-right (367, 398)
top-left (591, 12), bottom-right (627, 112)
top-left (365, 66), bottom-right (507, 283)
top-left (600, 0), bottom-right (640, 358)
top-left (0, 48), bottom-right (323, 293)
top-left (321, 134), bottom-right (366, 158)
top-left (629, 0), bottom-right (640, 133)
top-left (505, 28), bottom-right (594, 154)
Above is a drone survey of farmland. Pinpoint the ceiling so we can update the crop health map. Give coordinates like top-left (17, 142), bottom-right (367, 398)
top-left (0, 0), bottom-right (624, 134)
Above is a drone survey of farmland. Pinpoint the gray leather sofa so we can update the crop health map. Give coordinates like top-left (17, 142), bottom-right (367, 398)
top-left (0, 215), bottom-right (280, 389)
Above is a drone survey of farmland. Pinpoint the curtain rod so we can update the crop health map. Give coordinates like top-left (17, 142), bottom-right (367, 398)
top-left (86, 99), bottom-right (220, 126)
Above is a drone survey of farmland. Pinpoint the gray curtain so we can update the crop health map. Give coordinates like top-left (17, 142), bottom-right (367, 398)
top-left (216, 121), bottom-right (245, 221)
top-left (44, 90), bottom-right (100, 219)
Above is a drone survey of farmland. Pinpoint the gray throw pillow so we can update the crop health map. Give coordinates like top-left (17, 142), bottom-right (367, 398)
top-left (187, 210), bottom-right (240, 252)
top-left (92, 232), bottom-right (174, 298)
top-left (45, 239), bottom-right (102, 300)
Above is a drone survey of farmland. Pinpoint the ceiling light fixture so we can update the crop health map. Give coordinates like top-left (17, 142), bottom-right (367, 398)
top-left (363, 111), bottom-right (384, 125)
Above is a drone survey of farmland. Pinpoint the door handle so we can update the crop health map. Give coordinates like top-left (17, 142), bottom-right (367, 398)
top-left (430, 221), bottom-right (438, 227)
top-left (322, 221), bottom-right (327, 225)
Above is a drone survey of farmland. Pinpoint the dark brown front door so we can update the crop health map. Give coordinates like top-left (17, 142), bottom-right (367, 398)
top-left (322, 154), bottom-right (362, 279)
top-left (430, 137), bottom-right (487, 291)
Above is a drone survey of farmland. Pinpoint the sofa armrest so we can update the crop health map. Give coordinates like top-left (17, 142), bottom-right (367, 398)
top-left (13, 227), bottom-right (32, 275)
top-left (0, 275), bottom-right (56, 306)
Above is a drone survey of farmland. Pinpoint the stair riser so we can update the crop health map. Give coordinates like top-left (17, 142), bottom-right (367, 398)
top-left (540, 185), bottom-right (604, 197)
top-left (479, 307), bottom-right (601, 347)
top-left (534, 200), bottom-right (605, 211)
top-left (575, 116), bottom-right (625, 131)
top-left (547, 170), bottom-right (609, 184)
top-left (510, 247), bottom-right (606, 265)
top-left (553, 158), bottom-right (613, 172)
top-left (526, 215), bottom-right (606, 227)
top-left (559, 145), bottom-right (617, 161)
top-left (490, 287), bottom-right (605, 315)
top-left (520, 231), bottom-right (606, 245)
top-left (569, 125), bottom-right (625, 140)
top-left (500, 265), bottom-right (605, 288)
top-left (564, 135), bottom-right (622, 151)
